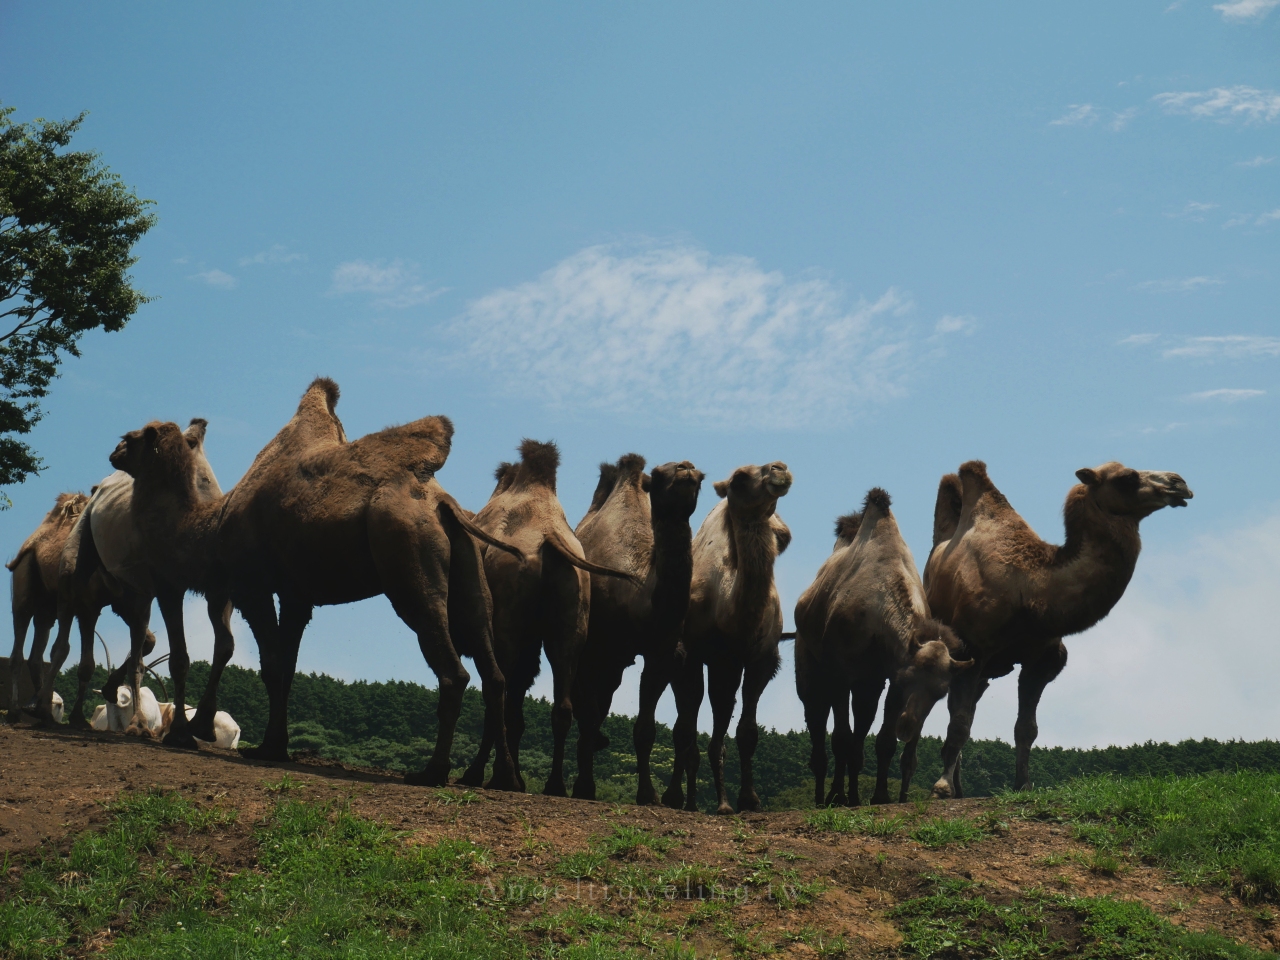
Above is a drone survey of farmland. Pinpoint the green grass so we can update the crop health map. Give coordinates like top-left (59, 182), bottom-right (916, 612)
top-left (803, 807), bottom-right (906, 837)
top-left (910, 816), bottom-right (990, 849)
top-left (1008, 770), bottom-right (1280, 899)
top-left (895, 876), bottom-right (1271, 959)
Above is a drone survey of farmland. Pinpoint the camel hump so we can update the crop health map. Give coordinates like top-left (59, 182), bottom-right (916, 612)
top-left (587, 453), bottom-right (646, 513)
top-left (933, 473), bottom-right (963, 547)
top-left (516, 439), bottom-right (560, 489)
top-left (834, 512), bottom-right (862, 544)
top-left (588, 462), bottom-right (619, 513)
top-left (862, 487), bottom-right (892, 516)
top-left (615, 452), bottom-right (646, 479)
top-left (308, 376), bottom-right (340, 414)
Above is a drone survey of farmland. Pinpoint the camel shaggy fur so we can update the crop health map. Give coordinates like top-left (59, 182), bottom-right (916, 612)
top-left (662, 461), bottom-right (792, 815)
top-left (570, 455), bottom-right (704, 802)
top-left (925, 460), bottom-right (1192, 797)
top-left (112, 378), bottom-right (520, 788)
top-left (462, 440), bottom-right (638, 795)
top-left (794, 488), bottom-right (970, 807)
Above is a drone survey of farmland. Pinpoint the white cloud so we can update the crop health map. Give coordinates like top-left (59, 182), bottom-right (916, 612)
top-left (1186, 387), bottom-right (1266, 401)
top-left (1050, 104), bottom-right (1098, 126)
top-left (1214, 0), bottom-right (1279, 20)
top-left (1163, 335), bottom-right (1280, 359)
top-left (1237, 155), bottom-right (1275, 167)
top-left (1109, 107), bottom-right (1139, 131)
top-left (1168, 201), bottom-right (1218, 221)
top-left (1223, 215), bottom-right (1252, 228)
top-left (1257, 208), bottom-right (1280, 225)
top-left (190, 269), bottom-right (237, 289)
top-left (1133, 275), bottom-right (1224, 293)
top-left (240, 244), bottom-right (306, 267)
top-left (453, 243), bottom-right (931, 429)
top-left (934, 314), bottom-right (977, 336)
top-left (330, 259), bottom-right (443, 309)
top-left (1154, 86), bottom-right (1280, 123)
top-left (1119, 333), bottom-right (1160, 345)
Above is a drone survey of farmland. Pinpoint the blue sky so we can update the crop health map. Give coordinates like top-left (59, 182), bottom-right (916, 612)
top-left (2, 2), bottom-right (1277, 747)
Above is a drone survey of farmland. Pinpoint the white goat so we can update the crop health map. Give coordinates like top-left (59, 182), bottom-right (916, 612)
top-left (51, 691), bottom-right (64, 724)
top-left (89, 683), bottom-right (165, 736)
top-left (184, 706), bottom-right (241, 749)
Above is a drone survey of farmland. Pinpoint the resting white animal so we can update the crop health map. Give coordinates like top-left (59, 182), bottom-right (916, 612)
top-left (51, 691), bottom-right (64, 724)
top-left (90, 684), bottom-right (165, 735)
top-left (90, 688), bottom-right (239, 748)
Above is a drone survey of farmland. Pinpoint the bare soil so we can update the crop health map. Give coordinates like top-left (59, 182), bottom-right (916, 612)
top-left (1, 723), bottom-right (1275, 956)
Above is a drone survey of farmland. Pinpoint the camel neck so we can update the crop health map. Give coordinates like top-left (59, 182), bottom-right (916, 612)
top-left (1044, 494), bottom-right (1143, 635)
top-left (649, 514), bottom-right (694, 628)
top-left (725, 514), bottom-right (778, 635)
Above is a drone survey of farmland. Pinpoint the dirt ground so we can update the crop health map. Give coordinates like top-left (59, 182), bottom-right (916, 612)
top-left (1, 723), bottom-right (1275, 956)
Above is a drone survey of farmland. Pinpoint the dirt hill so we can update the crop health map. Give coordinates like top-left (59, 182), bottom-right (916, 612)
top-left (1, 724), bottom-right (1275, 957)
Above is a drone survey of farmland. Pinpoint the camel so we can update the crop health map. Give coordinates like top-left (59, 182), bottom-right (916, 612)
top-left (661, 461), bottom-right (793, 815)
top-left (7, 492), bottom-right (158, 726)
top-left (34, 420), bottom-right (231, 744)
top-left (793, 488), bottom-right (971, 808)
top-left (112, 378), bottom-right (521, 788)
top-left (460, 440), bottom-right (639, 795)
top-left (569, 454), bottom-right (705, 802)
top-left (924, 460), bottom-right (1193, 797)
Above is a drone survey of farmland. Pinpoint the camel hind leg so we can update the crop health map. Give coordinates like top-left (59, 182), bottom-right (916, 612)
top-left (186, 594), bottom-right (235, 742)
top-left (931, 668), bottom-right (990, 799)
top-left (67, 601), bottom-right (103, 729)
top-left (157, 586), bottom-right (199, 749)
top-left (706, 657), bottom-right (743, 815)
top-left (634, 656), bottom-right (672, 805)
top-left (539, 556), bottom-right (588, 799)
top-left (827, 688), bottom-right (853, 806)
top-left (662, 657), bottom-right (704, 812)
top-left (735, 650), bottom-right (780, 813)
top-left (871, 681), bottom-right (902, 804)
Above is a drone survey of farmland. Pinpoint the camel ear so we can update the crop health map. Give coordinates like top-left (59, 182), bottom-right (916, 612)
top-left (184, 418), bottom-right (208, 449)
top-left (143, 425), bottom-right (160, 453)
top-left (1075, 467), bottom-right (1100, 486)
top-left (714, 480), bottom-right (729, 498)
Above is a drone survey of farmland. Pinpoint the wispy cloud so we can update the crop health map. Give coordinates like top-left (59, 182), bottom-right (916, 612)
top-left (1168, 201), bottom-right (1218, 221)
top-left (190, 269), bottom-right (237, 289)
top-left (1119, 333), bottom-right (1160, 346)
top-left (1214, 0), bottom-right (1280, 20)
top-left (934, 314), bottom-right (977, 335)
top-left (1164, 336), bottom-right (1280, 359)
top-left (452, 243), bottom-right (946, 428)
top-left (1237, 155), bottom-right (1275, 167)
top-left (1133, 276), bottom-right (1223, 293)
top-left (1257, 209), bottom-right (1280, 224)
top-left (240, 244), bottom-right (306, 267)
top-left (330, 259), bottom-right (444, 309)
top-left (1154, 86), bottom-right (1280, 123)
top-left (1187, 387), bottom-right (1266, 402)
top-left (1050, 104), bottom-right (1098, 126)
top-left (1110, 107), bottom-right (1139, 131)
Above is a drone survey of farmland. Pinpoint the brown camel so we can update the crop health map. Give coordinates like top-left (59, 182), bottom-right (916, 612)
top-left (7, 492), bottom-right (158, 726)
top-left (924, 460), bottom-right (1193, 797)
top-left (36, 420), bottom-right (226, 742)
top-left (662, 461), bottom-right (792, 815)
top-left (111, 378), bottom-right (521, 788)
top-left (794, 488), bottom-right (971, 808)
top-left (570, 454), bottom-right (705, 802)
top-left (461, 440), bottom-right (639, 795)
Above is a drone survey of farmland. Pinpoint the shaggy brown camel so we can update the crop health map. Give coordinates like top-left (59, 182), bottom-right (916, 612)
top-left (112, 378), bottom-right (521, 788)
top-left (662, 461), bottom-right (792, 815)
top-left (925, 460), bottom-right (1192, 797)
top-left (794, 488), bottom-right (971, 808)
top-left (39, 420), bottom-right (232, 744)
top-left (7, 492), bottom-right (158, 726)
top-left (569, 454), bottom-right (705, 802)
top-left (461, 441), bottom-right (639, 795)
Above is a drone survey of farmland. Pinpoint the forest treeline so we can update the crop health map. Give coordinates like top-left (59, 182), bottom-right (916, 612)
top-left (57, 661), bottom-right (1280, 811)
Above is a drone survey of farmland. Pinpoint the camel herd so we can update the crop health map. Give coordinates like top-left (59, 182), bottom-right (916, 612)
top-left (6, 378), bottom-right (1193, 810)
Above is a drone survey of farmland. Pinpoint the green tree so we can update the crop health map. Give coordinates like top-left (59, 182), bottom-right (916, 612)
top-left (0, 104), bottom-right (156, 495)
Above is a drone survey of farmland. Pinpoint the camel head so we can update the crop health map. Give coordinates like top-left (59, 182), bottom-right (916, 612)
top-left (894, 623), bottom-right (973, 743)
top-left (1073, 462), bottom-right (1193, 520)
top-left (649, 460), bottom-right (704, 520)
top-left (111, 421), bottom-right (199, 496)
top-left (182, 418), bottom-right (224, 499)
top-left (713, 461), bottom-right (793, 520)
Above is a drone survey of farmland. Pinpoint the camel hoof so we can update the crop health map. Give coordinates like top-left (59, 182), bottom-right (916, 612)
top-left (635, 785), bottom-right (659, 806)
top-left (68, 713), bottom-right (91, 731)
top-left (871, 792), bottom-right (891, 805)
top-left (737, 791), bottom-right (761, 813)
top-left (163, 730), bottom-right (200, 750)
top-left (405, 767), bottom-right (449, 788)
top-left (661, 787), bottom-right (684, 811)
top-left (715, 803), bottom-right (735, 816)
top-left (542, 779), bottom-right (567, 798)
top-left (572, 780), bottom-right (597, 801)
top-left (484, 770), bottom-right (522, 793)
top-left (239, 744), bottom-right (287, 762)
top-left (930, 779), bottom-right (954, 800)
top-left (457, 766), bottom-right (486, 788)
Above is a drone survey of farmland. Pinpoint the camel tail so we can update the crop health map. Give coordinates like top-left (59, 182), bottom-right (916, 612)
top-left (779, 631), bottom-right (797, 641)
top-left (544, 530), bottom-right (643, 584)
top-left (437, 498), bottom-right (526, 561)
top-left (5, 547), bottom-right (31, 572)
top-left (933, 473), bottom-right (963, 547)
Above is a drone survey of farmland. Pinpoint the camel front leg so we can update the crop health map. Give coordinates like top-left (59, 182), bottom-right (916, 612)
top-left (897, 735), bottom-right (921, 803)
top-left (707, 659), bottom-right (743, 816)
top-left (7, 589), bottom-right (35, 722)
top-left (157, 587), bottom-right (198, 749)
top-left (68, 603), bottom-right (102, 729)
top-left (736, 653), bottom-right (779, 813)
top-left (931, 668), bottom-right (989, 799)
top-left (871, 681), bottom-right (902, 804)
top-left (1014, 641), bottom-right (1068, 790)
top-left (237, 592), bottom-right (287, 760)
top-left (27, 610), bottom-right (60, 724)
top-left (803, 693), bottom-right (831, 808)
top-left (844, 677), bottom-right (884, 807)
top-left (187, 594), bottom-right (235, 742)
top-left (634, 656), bottom-right (672, 805)
top-left (827, 688), bottom-right (853, 806)
top-left (662, 657), bottom-right (704, 811)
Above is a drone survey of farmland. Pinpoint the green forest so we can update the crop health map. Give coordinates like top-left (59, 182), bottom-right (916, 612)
top-left (55, 660), bottom-right (1280, 812)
